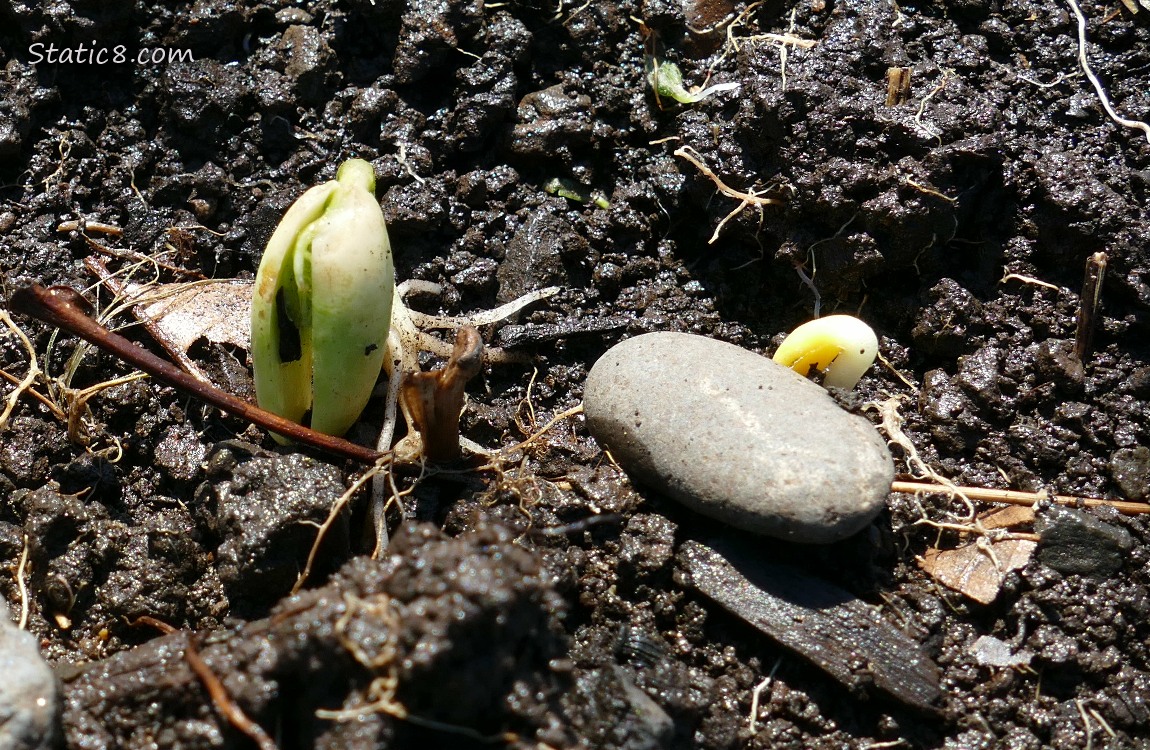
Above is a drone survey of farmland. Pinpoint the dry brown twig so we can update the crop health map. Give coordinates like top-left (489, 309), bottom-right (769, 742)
top-left (10, 284), bottom-right (385, 464)
top-left (128, 615), bottom-right (178, 634)
top-left (58, 221), bottom-right (206, 281)
top-left (872, 395), bottom-right (1150, 523)
top-left (891, 480), bottom-right (1150, 516)
top-left (1074, 251), bottom-right (1107, 361)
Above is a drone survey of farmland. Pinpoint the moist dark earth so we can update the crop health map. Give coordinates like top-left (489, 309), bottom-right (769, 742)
top-left (2, 0), bottom-right (1150, 748)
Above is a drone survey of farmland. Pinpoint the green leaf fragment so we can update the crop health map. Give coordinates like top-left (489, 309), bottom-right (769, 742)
top-left (646, 58), bottom-right (740, 105)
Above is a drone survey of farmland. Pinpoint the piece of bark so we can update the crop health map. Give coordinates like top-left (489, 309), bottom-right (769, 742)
top-left (677, 540), bottom-right (942, 714)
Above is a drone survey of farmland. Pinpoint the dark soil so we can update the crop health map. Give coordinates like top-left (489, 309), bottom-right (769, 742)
top-left (2, 0), bottom-right (1149, 748)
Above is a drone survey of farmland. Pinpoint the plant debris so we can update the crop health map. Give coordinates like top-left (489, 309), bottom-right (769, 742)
top-left (919, 539), bottom-right (1036, 605)
top-left (678, 540), bottom-right (942, 713)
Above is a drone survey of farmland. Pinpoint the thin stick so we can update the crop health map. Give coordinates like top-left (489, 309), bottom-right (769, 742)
top-left (9, 284), bottom-right (386, 465)
top-left (891, 480), bottom-right (1150, 515)
top-left (403, 285), bottom-right (560, 329)
top-left (185, 637), bottom-right (280, 750)
top-left (1074, 251), bottom-right (1107, 361)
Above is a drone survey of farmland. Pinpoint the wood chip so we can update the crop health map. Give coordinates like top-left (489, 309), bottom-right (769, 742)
top-left (679, 540), bottom-right (942, 713)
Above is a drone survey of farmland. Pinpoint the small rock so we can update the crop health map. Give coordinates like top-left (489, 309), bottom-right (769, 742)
top-left (1035, 505), bottom-right (1135, 576)
top-left (0, 601), bottom-right (60, 750)
top-left (1109, 446), bottom-right (1150, 502)
top-left (970, 634), bottom-right (1033, 669)
top-left (584, 332), bottom-right (894, 543)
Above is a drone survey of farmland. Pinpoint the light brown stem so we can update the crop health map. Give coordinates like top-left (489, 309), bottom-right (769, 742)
top-left (891, 480), bottom-right (1150, 515)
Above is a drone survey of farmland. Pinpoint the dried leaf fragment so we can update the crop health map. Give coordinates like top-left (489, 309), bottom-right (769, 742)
top-left (918, 539), bottom-right (1036, 605)
top-left (87, 255), bottom-right (254, 384)
top-left (976, 504), bottom-right (1035, 531)
top-left (135, 280), bottom-right (254, 355)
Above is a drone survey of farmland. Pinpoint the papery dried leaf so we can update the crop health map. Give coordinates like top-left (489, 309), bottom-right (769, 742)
top-left (127, 279), bottom-right (254, 382)
top-left (135, 280), bottom-right (254, 352)
top-left (919, 539), bottom-right (1036, 605)
top-left (977, 505), bottom-right (1035, 531)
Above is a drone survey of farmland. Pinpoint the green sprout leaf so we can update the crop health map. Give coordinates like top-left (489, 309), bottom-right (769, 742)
top-left (251, 158), bottom-right (394, 439)
top-left (646, 58), bottom-right (740, 105)
top-left (544, 177), bottom-right (610, 209)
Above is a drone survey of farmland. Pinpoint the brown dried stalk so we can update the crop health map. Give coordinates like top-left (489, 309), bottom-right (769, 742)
top-left (9, 284), bottom-right (385, 465)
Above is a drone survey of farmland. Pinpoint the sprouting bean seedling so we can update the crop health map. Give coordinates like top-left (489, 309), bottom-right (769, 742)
top-left (646, 58), bottom-right (740, 105)
top-left (251, 158), bottom-right (395, 440)
top-left (250, 157), bottom-right (557, 458)
top-left (773, 314), bottom-right (878, 389)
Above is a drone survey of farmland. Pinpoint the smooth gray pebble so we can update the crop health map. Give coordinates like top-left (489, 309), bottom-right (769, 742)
top-left (584, 332), bottom-right (894, 543)
top-left (0, 601), bottom-right (60, 750)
